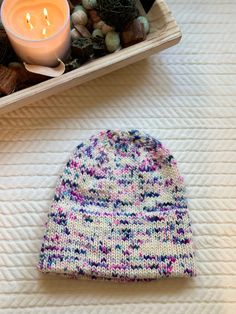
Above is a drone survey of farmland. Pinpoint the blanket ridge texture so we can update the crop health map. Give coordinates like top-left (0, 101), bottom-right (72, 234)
top-left (0, 0), bottom-right (235, 313)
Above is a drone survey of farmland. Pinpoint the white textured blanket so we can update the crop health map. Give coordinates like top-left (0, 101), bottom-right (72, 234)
top-left (1, 0), bottom-right (236, 313)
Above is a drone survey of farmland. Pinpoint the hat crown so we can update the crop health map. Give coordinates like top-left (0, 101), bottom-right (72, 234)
top-left (55, 130), bottom-right (185, 214)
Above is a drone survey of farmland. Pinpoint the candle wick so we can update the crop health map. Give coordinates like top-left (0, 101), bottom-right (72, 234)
top-left (44, 8), bottom-right (51, 26)
top-left (42, 28), bottom-right (47, 38)
top-left (26, 13), bottom-right (34, 30)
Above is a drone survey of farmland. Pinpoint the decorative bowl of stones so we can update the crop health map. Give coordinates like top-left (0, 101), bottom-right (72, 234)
top-left (0, 0), bottom-right (181, 114)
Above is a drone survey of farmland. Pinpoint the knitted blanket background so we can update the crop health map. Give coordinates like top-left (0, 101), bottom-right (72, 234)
top-left (1, 0), bottom-right (236, 313)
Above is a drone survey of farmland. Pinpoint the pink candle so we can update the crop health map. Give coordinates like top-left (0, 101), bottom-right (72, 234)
top-left (1, 0), bottom-right (70, 66)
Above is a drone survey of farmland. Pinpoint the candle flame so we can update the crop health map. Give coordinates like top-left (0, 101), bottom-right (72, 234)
top-left (43, 8), bottom-right (50, 26)
top-left (26, 13), bottom-right (34, 30)
top-left (43, 8), bottom-right (48, 17)
top-left (42, 28), bottom-right (47, 38)
top-left (26, 13), bottom-right (30, 21)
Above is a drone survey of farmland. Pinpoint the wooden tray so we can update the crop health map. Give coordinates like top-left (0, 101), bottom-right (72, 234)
top-left (0, 0), bottom-right (181, 115)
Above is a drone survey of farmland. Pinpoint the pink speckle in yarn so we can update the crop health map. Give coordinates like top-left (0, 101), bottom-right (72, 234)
top-left (71, 191), bottom-right (83, 202)
top-left (123, 250), bottom-right (130, 256)
top-left (167, 266), bottom-right (173, 274)
top-left (137, 239), bottom-right (144, 244)
top-left (51, 234), bottom-right (60, 242)
top-left (168, 256), bottom-right (176, 263)
top-left (107, 132), bottom-right (113, 139)
top-left (112, 264), bottom-right (127, 270)
top-left (101, 246), bottom-right (110, 254)
top-left (69, 213), bottom-right (77, 220)
top-left (70, 160), bottom-right (79, 168)
top-left (165, 178), bottom-right (173, 187)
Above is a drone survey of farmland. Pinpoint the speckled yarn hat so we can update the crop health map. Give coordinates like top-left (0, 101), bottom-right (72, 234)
top-left (38, 130), bottom-right (196, 280)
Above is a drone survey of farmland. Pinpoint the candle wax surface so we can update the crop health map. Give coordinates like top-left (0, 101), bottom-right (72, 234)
top-left (9, 3), bottom-right (65, 40)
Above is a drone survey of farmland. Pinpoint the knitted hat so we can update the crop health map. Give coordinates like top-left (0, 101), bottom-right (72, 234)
top-left (38, 130), bottom-right (196, 280)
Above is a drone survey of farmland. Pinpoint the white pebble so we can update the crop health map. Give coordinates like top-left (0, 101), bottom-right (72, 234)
top-left (71, 28), bottom-right (81, 41)
top-left (105, 31), bottom-right (120, 52)
top-left (71, 10), bottom-right (88, 26)
top-left (92, 29), bottom-right (104, 38)
top-left (93, 20), bottom-right (105, 30)
top-left (73, 5), bottom-right (86, 13)
top-left (82, 0), bottom-right (97, 10)
top-left (137, 16), bottom-right (150, 34)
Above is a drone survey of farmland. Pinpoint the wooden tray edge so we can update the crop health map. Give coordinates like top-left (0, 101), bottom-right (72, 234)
top-left (0, 1), bottom-right (181, 115)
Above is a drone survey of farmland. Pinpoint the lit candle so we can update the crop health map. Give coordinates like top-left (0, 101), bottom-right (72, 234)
top-left (1, 0), bottom-right (70, 67)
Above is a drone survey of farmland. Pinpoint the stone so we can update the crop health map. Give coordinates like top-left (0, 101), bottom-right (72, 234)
top-left (137, 16), bottom-right (150, 35)
top-left (105, 31), bottom-right (120, 52)
top-left (82, 0), bottom-right (97, 10)
top-left (74, 25), bottom-right (91, 38)
top-left (92, 29), bottom-right (104, 38)
top-left (72, 10), bottom-right (88, 26)
top-left (121, 18), bottom-right (146, 48)
top-left (71, 28), bottom-right (82, 41)
top-left (73, 5), bottom-right (87, 13)
top-left (101, 23), bottom-right (114, 35)
top-left (93, 20), bottom-right (105, 30)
